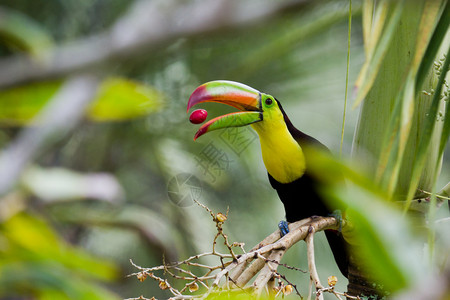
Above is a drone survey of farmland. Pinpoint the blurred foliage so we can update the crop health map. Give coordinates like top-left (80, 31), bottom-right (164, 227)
top-left (347, 0), bottom-right (450, 296)
top-left (308, 151), bottom-right (432, 294)
top-left (21, 166), bottom-right (124, 204)
top-left (352, 0), bottom-right (449, 205)
top-left (87, 78), bottom-right (164, 122)
top-left (0, 81), bottom-right (61, 125)
top-left (0, 77), bottom-right (163, 126)
top-left (0, 0), bottom-right (448, 299)
top-left (0, 212), bottom-right (119, 299)
top-left (0, 7), bottom-right (53, 58)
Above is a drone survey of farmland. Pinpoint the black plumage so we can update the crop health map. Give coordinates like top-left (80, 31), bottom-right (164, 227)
top-left (269, 100), bottom-right (350, 278)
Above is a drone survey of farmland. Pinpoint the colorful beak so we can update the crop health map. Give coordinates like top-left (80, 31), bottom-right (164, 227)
top-left (187, 80), bottom-right (263, 140)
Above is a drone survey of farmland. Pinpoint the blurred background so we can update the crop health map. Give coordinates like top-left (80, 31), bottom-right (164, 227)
top-left (0, 0), bottom-right (448, 299)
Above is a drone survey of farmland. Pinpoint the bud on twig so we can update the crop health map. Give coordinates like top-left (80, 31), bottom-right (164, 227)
top-left (188, 282), bottom-right (199, 292)
top-left (328, 275), bottom-right (338, 287)
top-left (137, 272), bottom-right (147, 282)
top-left (159, 280), bottom-right (169, 290)
top-left (216, 212), bottom-right (227, 222)
top-left (282, 284), bottom-right (293, 296)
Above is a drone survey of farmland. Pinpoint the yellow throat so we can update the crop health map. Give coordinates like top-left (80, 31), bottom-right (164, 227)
top-left (252, 120), bottom-right (306, 184)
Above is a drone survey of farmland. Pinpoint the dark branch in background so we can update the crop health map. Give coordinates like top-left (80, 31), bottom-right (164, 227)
top-left (0, 75), bottom-right (100, 196)
top-left (0, 0), bottom-right (311, 89)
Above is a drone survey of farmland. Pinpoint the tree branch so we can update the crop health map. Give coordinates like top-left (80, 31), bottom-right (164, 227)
top-left (129, 201), bottom-right (346, 299)
top-left (306, 226), bottom-right (324, 300)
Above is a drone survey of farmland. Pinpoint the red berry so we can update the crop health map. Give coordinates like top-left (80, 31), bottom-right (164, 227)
top-left (189, 109), bottom-right (208, 124)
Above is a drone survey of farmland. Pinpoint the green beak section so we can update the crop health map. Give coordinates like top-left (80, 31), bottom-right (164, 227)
top-left (194, 111), bottom-right (261, 140)
top-left (187, 80), bottom-right (263, 140)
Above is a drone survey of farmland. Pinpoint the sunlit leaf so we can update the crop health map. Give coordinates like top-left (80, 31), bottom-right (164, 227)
top-left (362, 0), bottom-right (375, 55)
top-left (0, 78), bottom-right (164, 125)
top-left (0, 81), bottom-right (62, 126)
top-left (0, 7), bottom-right (53, 57)
top-left (0, 213), bottom-right (119, 281)
top-left (0, 213), bottom-right (120, 299)
top-left (87, 77), bottom-right (164, 121)
top-left (366, 0), bottom-right (389, 56)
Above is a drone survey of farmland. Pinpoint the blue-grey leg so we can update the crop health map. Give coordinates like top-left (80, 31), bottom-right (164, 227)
top-left (278, 220), bottom-right (289, 237)
top-left (329, 209), bottom-right (343, 233)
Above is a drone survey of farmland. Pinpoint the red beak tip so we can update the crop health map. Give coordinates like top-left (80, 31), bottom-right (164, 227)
top-left (193, 128), bottom-right (206, 140)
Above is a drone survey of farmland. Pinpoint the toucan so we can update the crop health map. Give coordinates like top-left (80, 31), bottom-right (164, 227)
top-left (187, 80), bottom-right (349, 278)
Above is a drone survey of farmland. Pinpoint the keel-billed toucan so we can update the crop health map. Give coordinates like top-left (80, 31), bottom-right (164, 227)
top-left (187, 80), bottom-right (349, 278)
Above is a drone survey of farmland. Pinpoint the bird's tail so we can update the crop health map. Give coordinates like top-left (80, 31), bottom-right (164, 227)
top-left (326, 230), bottom-right (388, 298)
top-left (324, 229), bottom-right (349, 278)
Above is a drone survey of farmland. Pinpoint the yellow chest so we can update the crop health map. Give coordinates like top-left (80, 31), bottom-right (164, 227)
top-left (252, 122), bottom-right (306, 184)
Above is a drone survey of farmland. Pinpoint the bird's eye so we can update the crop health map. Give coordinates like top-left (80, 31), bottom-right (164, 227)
top-left (265, 98), bottom-right (273, 106)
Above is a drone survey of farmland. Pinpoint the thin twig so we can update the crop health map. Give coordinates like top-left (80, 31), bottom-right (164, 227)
top-left (306, 225), bottom-right (324, 300)
top-left (418, 189), bottom-right (450, 200)
top-left (277, 272), bottom-right (303, 298)
top-left (129, 202), bottom-right (343, 299)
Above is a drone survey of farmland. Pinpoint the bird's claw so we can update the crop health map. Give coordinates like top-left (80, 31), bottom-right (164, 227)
top-left (329, 209), bottom-right (343, 233)
top-left (278, 220), bottom-right (289, 237)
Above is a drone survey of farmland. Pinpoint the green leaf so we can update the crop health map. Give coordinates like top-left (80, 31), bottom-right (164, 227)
top-left (353, 0), bottom-right (446, 203)
top-left (362, 0), bottom-right (375, 55)
top-left (306, 151), bottom-right (430, 292)
top-left (439, 87), bottom-right (450, 158)
top-left (379, 75), bottom-right (415, 198)
top-left (439, 181), bottom-right (450, 198)
top-left (0, 7), bottom-right (53, 57)
top-left (0, 262), bottom-right (120, 300)
top-left (353, 0), bottom-right (405, 108)
top-left (374, 86), bottom-right (403, 187)
top-left (0, 213), bottom-right (119, 281)
top-left (0, 81), bottom-right (62, 126)
top-left (410, 1), bottom-right (445, 76)
top-left (404, 45), bottom-right (450, 210)
top-left (364, 0), bottom-right (389, 58)
top-left (0, 78), bottom-right (164, 125)
top-left (0, 213), bottom-right (120, 299)
top-left (87, 77), bottom-right (164, 121)
top-left (415, 2), bottom-right (450, 96)
top-left (326, 183), bottom-right (428, 292)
